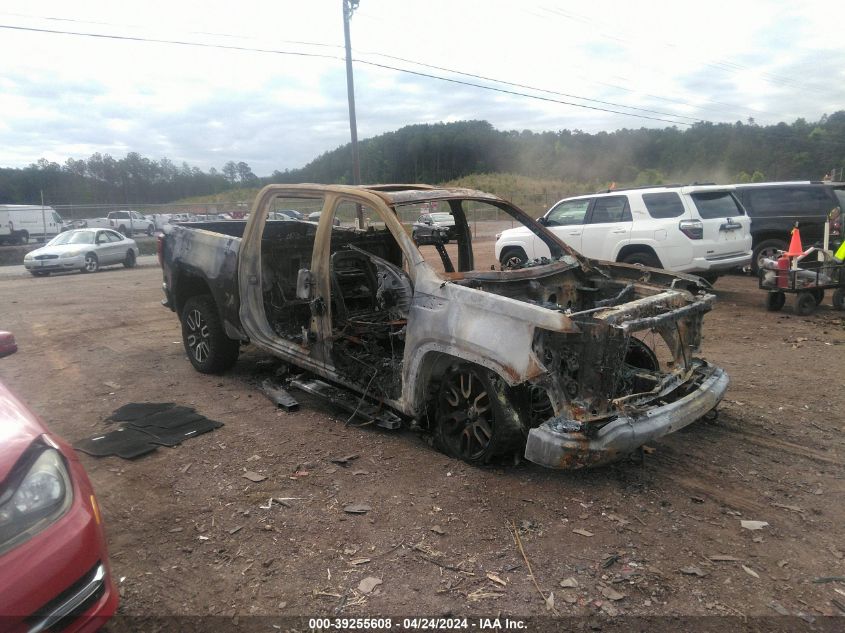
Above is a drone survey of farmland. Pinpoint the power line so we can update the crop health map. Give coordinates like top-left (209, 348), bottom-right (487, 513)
top-left (0, 10), bottom-right (770, 123)
top-left (355, 59), bottom-right (693, 125)
top-left (353, 49), bottom-right (703, 123)
top-left (3, 21), bottom-right (844, 148)
top-left (0, 23), bottom-right (696, 126)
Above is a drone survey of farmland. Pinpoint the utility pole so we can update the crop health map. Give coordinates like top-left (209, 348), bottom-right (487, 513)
top-left (342, 0), bottom-right (364, 226)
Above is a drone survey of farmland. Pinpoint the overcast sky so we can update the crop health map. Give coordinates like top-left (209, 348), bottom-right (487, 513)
top-left (0, 0), bottom-right (842, 175)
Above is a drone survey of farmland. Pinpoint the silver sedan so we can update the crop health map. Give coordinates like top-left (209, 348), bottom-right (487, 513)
top-left (23, 228), bottom-right (139, 276)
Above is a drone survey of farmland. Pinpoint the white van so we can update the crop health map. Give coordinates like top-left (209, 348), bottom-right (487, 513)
top-left (0, 205), bottom-right (67, 244)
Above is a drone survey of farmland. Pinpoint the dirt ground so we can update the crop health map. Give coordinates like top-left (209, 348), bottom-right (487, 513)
top-left (1, 241), bottom-right (844, 629)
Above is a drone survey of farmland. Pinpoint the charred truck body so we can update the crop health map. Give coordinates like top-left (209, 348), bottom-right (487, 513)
top-left (160, 184), bottom-right (728, 469)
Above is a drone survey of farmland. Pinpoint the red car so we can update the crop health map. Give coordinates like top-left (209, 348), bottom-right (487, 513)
top-left (0, 353), bottom-right (118, 631)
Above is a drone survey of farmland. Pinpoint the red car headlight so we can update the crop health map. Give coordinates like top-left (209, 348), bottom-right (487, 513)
top-left (0, 447), bottom-right (73, 555)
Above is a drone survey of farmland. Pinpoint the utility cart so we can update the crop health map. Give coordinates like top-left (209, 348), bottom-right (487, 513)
top-left (759, 247), bottom-right (845, 315)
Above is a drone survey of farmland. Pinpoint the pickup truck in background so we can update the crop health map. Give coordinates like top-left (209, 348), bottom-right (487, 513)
top-left (83, 210), bottom-right (155, 236)
top-left (159, 183), bottom-right (728, 470)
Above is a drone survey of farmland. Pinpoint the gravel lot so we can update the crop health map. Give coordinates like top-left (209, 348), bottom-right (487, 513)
top-left (1, 246), bottom-right (844, 629)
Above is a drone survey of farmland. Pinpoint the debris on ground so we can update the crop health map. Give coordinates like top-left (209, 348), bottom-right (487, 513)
top-left (260, 378), bottom-right (300, 411)
top-left (330, 454), bottom-right (359, 466)
top-left (242, 471), bottom-right (267, 483)
top-left (680, 566), bottom-right (708, 577)
top-left (740, 520), bottom-right (769, 530)
top-left (560, 577), bottom-right (579, 588)
top-left (343, 503), bottom-right (372, 514)
top-left (572, 528), bottom-right (594, 537)
top-left (601, 586), bottom-right (625, 601)
top-left (358, 577), bottom-right (382, 594)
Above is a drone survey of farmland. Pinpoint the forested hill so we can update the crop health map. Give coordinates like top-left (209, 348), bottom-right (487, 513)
top-left (271, 114), bottom-right (845, 186)
top-left (1, 113), bottom-right (843, 206)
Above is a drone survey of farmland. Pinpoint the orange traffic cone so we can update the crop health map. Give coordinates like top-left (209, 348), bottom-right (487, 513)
top-left (785, 226), bottom-right (804, 257)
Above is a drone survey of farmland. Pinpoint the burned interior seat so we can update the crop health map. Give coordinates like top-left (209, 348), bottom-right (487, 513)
top-left (330, 249), bottom-right (379, 323)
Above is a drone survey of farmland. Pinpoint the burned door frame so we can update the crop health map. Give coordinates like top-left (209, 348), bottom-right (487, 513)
top-left (237, 185), bottom-right (425, 412)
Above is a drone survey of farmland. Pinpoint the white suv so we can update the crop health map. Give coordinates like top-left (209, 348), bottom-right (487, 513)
top-left (495, 184), bottom-right (752, 281)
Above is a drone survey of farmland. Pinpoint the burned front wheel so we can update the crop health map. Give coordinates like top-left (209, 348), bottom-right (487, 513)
top-left (180, 295), bottom-right (240, 374)
top-left (434, 364), bottom-right (522, 464)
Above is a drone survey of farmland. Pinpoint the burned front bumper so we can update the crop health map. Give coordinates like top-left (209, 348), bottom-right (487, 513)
top-left (524, 361), bottom-right (728, 469)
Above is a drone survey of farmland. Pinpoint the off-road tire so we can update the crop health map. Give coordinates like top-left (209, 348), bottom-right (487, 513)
top-left (180, 295), bottom-right (240, 374)
top-left (765, 291), bottom-right (786, 312)
top-left (795, 291), bottom-right (817, 316)
top-left (811, 288), bottom-right (824, 305)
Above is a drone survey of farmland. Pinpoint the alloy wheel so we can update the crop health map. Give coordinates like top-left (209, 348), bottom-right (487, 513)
top-left (438, 369), bottom-right (494, 460)
top-left (185, 309), bottom-right (211, 364)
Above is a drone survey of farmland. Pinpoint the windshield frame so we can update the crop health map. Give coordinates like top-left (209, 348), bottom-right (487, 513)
top-left (394, 195), bottom-right (589, 275)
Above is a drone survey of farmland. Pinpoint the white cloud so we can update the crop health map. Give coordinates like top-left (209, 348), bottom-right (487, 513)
top-left (0, 0), bottom-right (842, 175)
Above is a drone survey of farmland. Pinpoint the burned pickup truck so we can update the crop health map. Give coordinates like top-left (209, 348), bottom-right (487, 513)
top-left (159, 184), bottom-right (728, 469)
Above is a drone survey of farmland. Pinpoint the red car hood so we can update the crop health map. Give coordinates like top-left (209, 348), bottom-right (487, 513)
top-left (0, 381), bottom-right (48, 482)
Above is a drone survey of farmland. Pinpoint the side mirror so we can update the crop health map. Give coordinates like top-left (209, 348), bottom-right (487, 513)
top-left (296, 269), bottom-right (314, 300)
top-left (537, 216), bottom-right (547, 226)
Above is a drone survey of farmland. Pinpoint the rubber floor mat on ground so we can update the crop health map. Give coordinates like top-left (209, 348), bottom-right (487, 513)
top-left (108, 402), bottom-right (176, 422)
top-left (75, 427), bottom-right (159, 459)
top-left (123, 406), bottom-right (205, 429)
top-left (75, 403), bottom-right (224, 459)
top-left (141, 417), bottom-right (224, 447)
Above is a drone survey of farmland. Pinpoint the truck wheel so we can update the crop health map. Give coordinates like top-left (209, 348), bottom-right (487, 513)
top-left (146, 224), bottom-right (154, 236)
top-left (622, 252), bottom-right (661, 268)
top-left (765, 291), bottom-right (785, 312)
top-left (795, 291), bottom-right (816, 316)
top-left (118, 225), bottom-right (127, 236)
top-left (82, 253), bottom-right (99, 273)
top-left (833, 288), bottom-right (845, 311)
top-left (181, 295), bottom-right (239, 374)
top-left (434, 364), bottom-right (522, 465)
top-left (18, 231), bottom-right (29, 245)
top-left (752, 239), bottom-right (787, 274)
top-left (123, 250), bottom-right (136, 268)
top-left (499, 247), bottom-right (527, 269)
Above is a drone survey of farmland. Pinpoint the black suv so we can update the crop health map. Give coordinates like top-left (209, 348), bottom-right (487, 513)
top-left (733, 181), bottom-right (844, 271)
